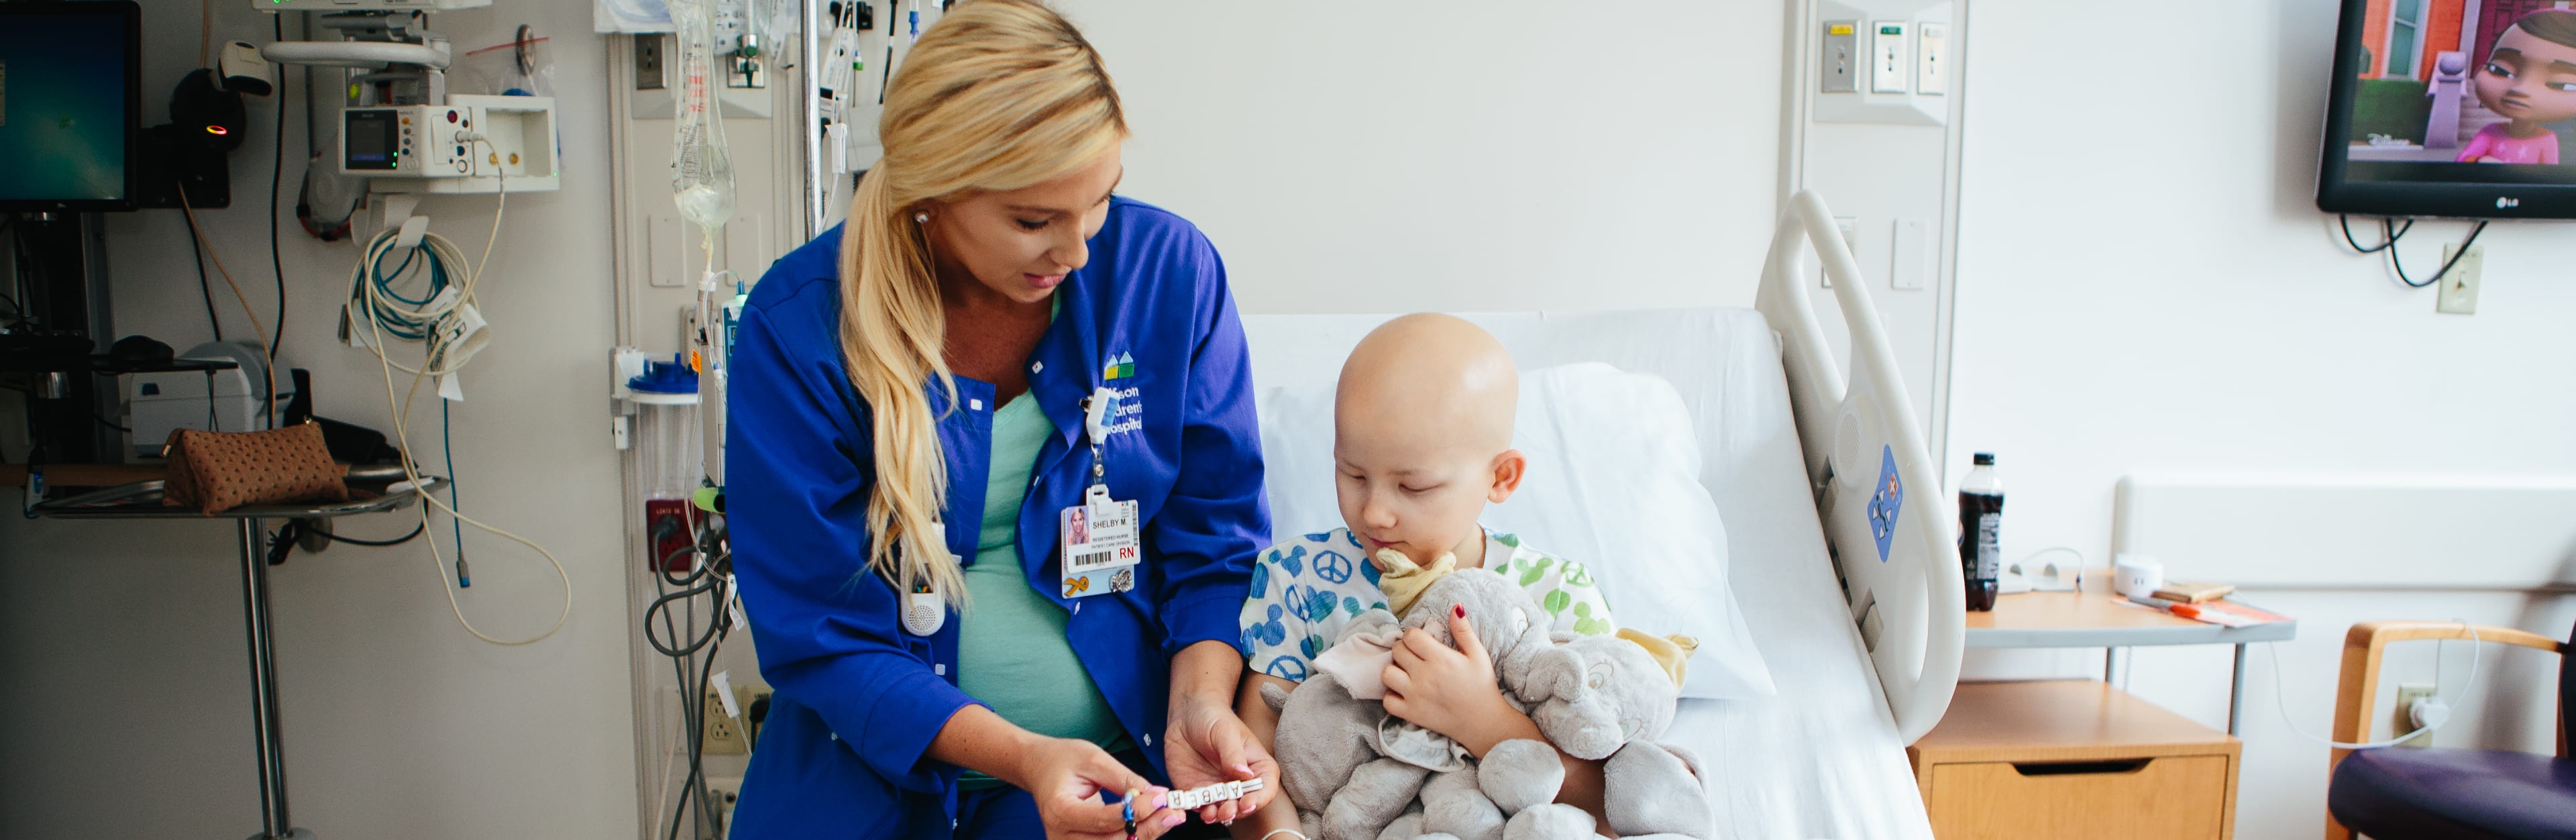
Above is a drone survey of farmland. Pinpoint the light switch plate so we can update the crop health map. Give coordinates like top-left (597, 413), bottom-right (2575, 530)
top-left (1821, 21), bottom-right (1858, 93)
top-left (1916, 23), bottom-right (1948, 95)
top-left (1870, 21), bottom-right (1910, 94)
top-left (2435, 244), bottom-right (2481, 315)
top-left (1891, 217), bottom-right (1930, 290)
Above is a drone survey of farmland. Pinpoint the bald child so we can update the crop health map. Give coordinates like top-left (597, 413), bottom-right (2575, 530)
top-left (1230, 314), bottom-right (1620, 837)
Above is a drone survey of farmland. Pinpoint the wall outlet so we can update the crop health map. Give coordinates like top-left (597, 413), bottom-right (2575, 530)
top-left (702, 686), bottom-right (749, 755)
top-left (2393, 682), bottom-right (2438, 747)
top-left (635, 34), bottom-right (667, 91)
top-left (700, 684), bottom-right (773, 756)
top-left (2434, 244), bottom-right (2482, 315)
top-left (704, 776), bottom-right (743, 837)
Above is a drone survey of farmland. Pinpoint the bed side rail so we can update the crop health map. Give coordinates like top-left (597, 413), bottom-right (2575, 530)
top-left (1753, 191), bottom-right (1964, 744)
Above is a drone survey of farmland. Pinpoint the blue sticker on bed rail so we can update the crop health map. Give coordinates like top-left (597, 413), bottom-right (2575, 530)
top-left (1868, 444), bottom-right (1902, 562)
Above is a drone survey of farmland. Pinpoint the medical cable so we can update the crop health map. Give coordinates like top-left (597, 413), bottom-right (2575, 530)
top-left (178, 192), bottom-right (280, 412)
top-left (648, 517), bottom-right (735, 840)
top-left (353, 159), bottom-right (574, 647)
top-left (2265, 620), bottom-right (2482, 750)
top-left (184, 213), bottom-right (224, 340)
top-left (442, 397), bottom-right (468, 587)
top-left (268, 13), bottom-right (288, 429)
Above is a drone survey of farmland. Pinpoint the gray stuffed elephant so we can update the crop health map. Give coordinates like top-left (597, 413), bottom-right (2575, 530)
top-left (1267, 568), bottom-right (1710, 840)
top-left (1513, 634), bottom-right (1715, 839)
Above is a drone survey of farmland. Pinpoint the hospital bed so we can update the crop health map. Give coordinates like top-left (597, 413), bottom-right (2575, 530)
top-left (1238, 192), bottom-right (1961, 840)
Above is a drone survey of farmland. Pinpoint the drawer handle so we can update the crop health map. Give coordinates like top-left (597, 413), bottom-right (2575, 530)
top-left (2010, 758), bottom-right (2153, 777)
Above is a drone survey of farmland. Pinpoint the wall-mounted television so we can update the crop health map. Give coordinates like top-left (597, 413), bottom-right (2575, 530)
top-left (2318, 0), bottom-right (2576, 219)
top-left (0, 1), bottom-right (142, 213)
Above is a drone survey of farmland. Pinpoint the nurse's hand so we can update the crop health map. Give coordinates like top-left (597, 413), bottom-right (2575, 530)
top-left (1016, 737), bottom-right (1184, 840)
top-left (1167, 694), bottom-right (1279, 825)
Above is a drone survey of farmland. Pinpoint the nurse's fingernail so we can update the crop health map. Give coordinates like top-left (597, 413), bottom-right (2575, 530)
top-left (1165, 812), bottom-right (1187, 828)
top-left (1152, 792), bottom-right (1168, 811)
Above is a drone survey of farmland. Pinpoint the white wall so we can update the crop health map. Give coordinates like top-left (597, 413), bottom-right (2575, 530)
top-left (0, 2), bottom-right (637, 838)
top-left (1945, 1), bottom-right (2576, 839)
top-left (1054, 1), bottom-right (1789, 315)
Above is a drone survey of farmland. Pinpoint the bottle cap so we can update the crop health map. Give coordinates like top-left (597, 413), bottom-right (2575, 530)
top-left (1972, 452), bottom-right (1995, 465)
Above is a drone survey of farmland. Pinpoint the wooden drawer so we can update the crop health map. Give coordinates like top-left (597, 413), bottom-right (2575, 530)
top-left (1910, 681), bottom-right (2243, 840)
top-left (1924, 754), bottom-right (2231, 840)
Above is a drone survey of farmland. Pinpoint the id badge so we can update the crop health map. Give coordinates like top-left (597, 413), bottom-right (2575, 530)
top-left (1059, 484), bottom-right (1140, 598)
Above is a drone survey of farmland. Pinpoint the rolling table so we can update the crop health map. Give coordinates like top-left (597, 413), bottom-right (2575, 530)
top-left (29, 466), bottom-right (447, 840)
top-left (1967, 588), bottom-right (2296, 735)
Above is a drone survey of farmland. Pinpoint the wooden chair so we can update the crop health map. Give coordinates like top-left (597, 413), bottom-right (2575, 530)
top-left (2324, 619), bottom-right (2573, 840)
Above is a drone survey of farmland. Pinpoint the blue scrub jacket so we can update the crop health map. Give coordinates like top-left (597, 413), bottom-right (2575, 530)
top-left (724, 197), bottom-right (1271, 838)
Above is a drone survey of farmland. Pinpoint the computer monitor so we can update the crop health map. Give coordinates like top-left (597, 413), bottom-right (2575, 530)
top-left (0, 1), bottom-right (143, 212)
top-left (2318, 1), bottom-right (2576, 219)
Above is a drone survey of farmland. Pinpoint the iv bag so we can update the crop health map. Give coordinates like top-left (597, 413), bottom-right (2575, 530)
top-left (672, 0), bottom-right (737, 233)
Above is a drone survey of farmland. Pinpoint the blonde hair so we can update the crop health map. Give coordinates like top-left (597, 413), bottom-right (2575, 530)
top-left (841, 0), bottom-right (1126, 606)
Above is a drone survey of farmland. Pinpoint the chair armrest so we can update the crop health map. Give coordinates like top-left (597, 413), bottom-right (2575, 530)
top-left (2325, 621), bottom-right (2570, 840)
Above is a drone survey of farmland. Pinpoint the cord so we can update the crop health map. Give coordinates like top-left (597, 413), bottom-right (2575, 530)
top-left (2267, 620), bottom-right (2483, 750)
top-left (185, 213), bottom-right (224, 340)
top-left (178, 190), bottom-right (280, 411)
top-left (354, 164), bottom-right (572, 647)
top-left (319, 521), bottom-right (426, 547)
top-left (443, 397), bottom-right (468, 587)
top-left (2390, 220), bottom-right (2489, 289)
top-left (2338, 214), bottom-right (2489, 289)
top-left (2339, 214), bottom-right (2414, 254)
top-left (270, 13), bottom-right (289, 430)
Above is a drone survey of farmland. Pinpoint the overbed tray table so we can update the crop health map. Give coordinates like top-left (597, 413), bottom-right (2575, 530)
top-left (28, 466), bottom-right (447, 840)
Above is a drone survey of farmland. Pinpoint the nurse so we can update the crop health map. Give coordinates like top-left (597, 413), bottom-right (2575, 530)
top-left (724, 1), bottom-right (1276, 837)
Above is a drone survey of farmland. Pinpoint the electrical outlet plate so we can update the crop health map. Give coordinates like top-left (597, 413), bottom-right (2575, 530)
top-left (704, 776), bottom-right (745, 837)
top-left (702, 686), bottom-right (749, 755)
top-left (2394, 682), bottom-right (2438, 747)
top-left (700, 685), bottom-right (773, 756)
top-left (635, 34), bottom-right (666, 91)
top-left (2436, 244), bottom-right (2483, 315)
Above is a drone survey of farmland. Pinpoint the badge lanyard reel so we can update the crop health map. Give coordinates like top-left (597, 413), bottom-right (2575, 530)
top-left (1061, 388), bottom-right (1142, 599)
top-left (899, 519), bottom-right (948, 637)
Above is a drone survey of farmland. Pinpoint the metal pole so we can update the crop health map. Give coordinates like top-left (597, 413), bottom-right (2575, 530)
top-left (238, 518), bottom-right (293, 839)
top-left (2229, 643), bottom-right (2248, 736)
top-left (2104, 646), bottom-right (2122, 684)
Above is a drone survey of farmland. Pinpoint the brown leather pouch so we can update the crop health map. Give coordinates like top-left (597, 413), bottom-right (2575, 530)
top-left (161, 423), bottom-right (351, 515)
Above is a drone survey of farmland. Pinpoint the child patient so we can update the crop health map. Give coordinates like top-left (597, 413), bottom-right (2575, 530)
top-left (1232, 314), bottom-right (1619, 838)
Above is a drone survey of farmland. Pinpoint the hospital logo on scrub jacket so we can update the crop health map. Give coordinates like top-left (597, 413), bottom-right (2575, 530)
top-left (1102, 352), bottom-right (1136, 380)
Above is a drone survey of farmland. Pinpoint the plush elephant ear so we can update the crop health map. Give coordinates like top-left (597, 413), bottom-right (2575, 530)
top-left (1338, 608), bottom-right (1401, 646)
top-left (1516, 645), bottom-right (1580, 703)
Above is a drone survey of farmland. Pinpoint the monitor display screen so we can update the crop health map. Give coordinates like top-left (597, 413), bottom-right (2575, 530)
top-left (346, 110), bottom-right (398, 170)
top-left (0, 3), bottom-right (141, 211)
top-left (2320, 1), bottom-right (2576, 218)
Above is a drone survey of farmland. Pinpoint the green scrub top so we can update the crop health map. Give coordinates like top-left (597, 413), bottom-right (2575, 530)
top-left (957, 392), bottom-right (1131, 788)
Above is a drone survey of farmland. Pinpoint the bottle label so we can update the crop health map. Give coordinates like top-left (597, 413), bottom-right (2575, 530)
top-left (1974, 512), bottom-right (2000, 577)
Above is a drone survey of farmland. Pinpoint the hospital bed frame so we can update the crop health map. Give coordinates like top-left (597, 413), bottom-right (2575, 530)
top-left (1756, 191), bottom-right (1966, 743)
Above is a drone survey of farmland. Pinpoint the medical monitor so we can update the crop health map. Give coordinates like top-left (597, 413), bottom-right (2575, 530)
top-left (0, 1), bottom-right (142, 212)
top-left (2318, 0), bottom-right (2576, 219)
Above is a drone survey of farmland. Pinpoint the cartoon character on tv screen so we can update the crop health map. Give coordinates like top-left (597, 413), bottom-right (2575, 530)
top-left (2459, 9), bottom-right (2576, 165)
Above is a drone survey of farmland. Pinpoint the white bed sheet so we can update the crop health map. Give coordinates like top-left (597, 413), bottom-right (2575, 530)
top-left (1240, 307), bottom-right (1931, 840)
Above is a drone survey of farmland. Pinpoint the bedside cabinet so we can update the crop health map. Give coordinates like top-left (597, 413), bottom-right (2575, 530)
top-left (1909, 680), bottom-right (2241, 840)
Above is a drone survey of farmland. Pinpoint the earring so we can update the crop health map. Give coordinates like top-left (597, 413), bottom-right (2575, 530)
top-left (914, 212), bottom-right (930, 223)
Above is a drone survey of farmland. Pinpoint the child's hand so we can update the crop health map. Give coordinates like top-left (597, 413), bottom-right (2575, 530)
top-left (1382, 605), bottom-right (1523, 751)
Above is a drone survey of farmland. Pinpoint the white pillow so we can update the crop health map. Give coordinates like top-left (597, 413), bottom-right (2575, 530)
top-left (1256, 362), bottom-right (1774, 700)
